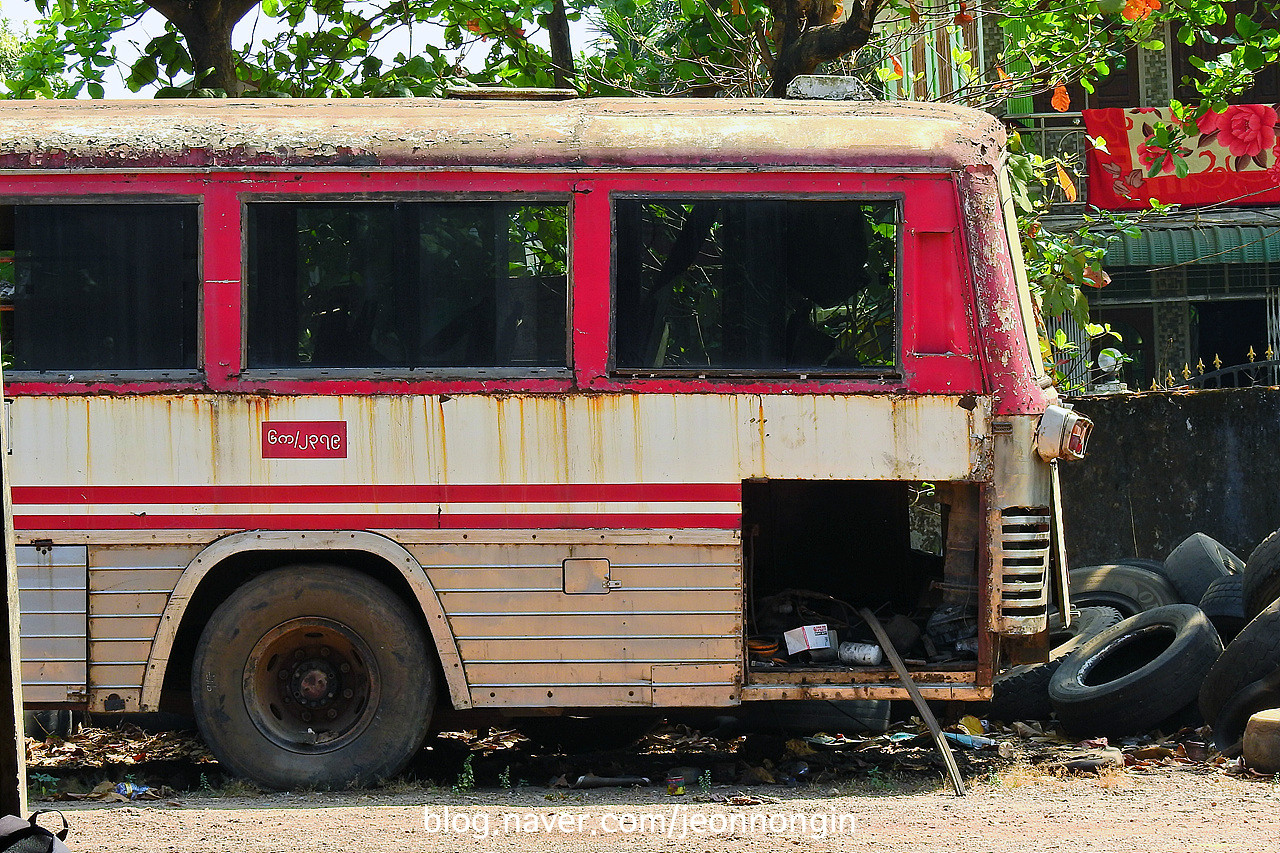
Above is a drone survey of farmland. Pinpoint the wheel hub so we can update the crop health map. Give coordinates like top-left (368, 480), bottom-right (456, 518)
top-left (245, 618), bottom-right (380, 753)
top-left (290, 656), bottom-right (338, 707)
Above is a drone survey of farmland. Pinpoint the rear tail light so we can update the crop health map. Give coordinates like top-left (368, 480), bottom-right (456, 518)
top-left (1035, 404), bottom-right (1093, 462)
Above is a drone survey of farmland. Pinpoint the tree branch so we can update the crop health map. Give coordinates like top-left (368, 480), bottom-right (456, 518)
top-left (770, 0), bottom-right (884, 97)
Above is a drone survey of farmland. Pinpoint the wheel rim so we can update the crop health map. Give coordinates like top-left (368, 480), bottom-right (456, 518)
top-left (243, 617), bottom-right (380, 754)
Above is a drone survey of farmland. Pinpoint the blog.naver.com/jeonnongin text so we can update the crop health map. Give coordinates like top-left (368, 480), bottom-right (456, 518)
top-left (422, 804), bottom-right (856, 841)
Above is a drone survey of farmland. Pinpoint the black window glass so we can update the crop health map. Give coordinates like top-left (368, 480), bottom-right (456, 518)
top-left (246, 201), bottom-right (569, 369)
top-left (614, 199), bottom-right (897, 373)
top-left (2, 203), bottom-right (199, 371)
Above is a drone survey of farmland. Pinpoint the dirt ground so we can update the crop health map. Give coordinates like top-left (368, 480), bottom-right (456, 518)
top-left (47, 767), bottom-right (1280, 853)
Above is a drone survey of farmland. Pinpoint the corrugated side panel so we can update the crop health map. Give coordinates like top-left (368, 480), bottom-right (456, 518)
top-left (87, 546), bottom-right (197, 712)
top-left (418, 541), bottom-right (742, 708)
top-left (17, 544), bottom-right (87, 704)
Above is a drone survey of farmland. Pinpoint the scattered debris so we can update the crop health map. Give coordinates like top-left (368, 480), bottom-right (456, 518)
top-left (27, 725), bottom-right (214, 769)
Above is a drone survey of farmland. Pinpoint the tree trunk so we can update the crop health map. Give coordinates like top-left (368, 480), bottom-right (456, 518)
top-left (546, 0), bottom-right (576, 89)
top-left (147, 0), bottom-right (261, 95)
top-left (769, 0), bottom-right (883, 98)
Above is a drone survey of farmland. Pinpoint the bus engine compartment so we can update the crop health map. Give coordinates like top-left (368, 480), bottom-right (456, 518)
top-left (742, 478), bottom-right (996, 697)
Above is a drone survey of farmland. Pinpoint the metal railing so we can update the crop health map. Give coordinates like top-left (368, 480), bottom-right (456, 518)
top-left (1168, 347), bottom-right (1280, 389)
top-left (1007, 111), bottom-right (1090, 210)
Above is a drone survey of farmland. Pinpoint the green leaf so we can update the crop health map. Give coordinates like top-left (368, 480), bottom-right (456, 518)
top-left (1235, 13), bottom-right (1260, 40)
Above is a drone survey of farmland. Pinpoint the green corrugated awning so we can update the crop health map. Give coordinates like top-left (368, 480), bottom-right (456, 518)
top-left (1104, 225), bottom-right (1280, 267)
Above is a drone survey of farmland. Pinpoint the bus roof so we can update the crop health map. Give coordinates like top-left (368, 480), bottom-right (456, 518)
top-left (0, 97), bottom-right (1005, 172)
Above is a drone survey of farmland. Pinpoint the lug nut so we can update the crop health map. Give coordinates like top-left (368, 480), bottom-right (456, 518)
top-left (326, 709), bottom-right (337, 719)
top-left (342, 688), bottom-right (353, 699)
top-left (339, 663), bottom-right (350, 673)
top-left (320, 646), bottom-right (331, 657)
top-left (301, 711), bottom-right (312, 722)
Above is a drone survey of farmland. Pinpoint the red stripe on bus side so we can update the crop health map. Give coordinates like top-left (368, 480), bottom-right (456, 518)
top-left (13, 512), bottom-right (743, 531)
top-left (11, 483), bottom-right (742, 506)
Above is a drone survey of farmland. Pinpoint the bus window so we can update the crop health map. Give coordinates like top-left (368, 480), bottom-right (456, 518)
top-left (245, 200), bottom-right (569, 370)
top-left (613, 198), bottom-right (897, 374)
top-left (3, 202), bottom-right (199, 372)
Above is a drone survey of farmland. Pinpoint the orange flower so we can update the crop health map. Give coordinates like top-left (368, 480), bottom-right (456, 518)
top-left (1122, 0), bottom-right (1161, 21)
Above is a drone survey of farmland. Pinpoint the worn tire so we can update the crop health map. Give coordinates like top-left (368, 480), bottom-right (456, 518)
top-left (988, 606), bottom-right (1123, 723)
top-left (192, 565), bottom-right (436, 790)
top-left (1068, 564), bottom-right (1181, 617)
top-left (1048, 604), bottom-right (1223, 738)
top-left (1199, 574), bottom-right (1247, 643)
top-left (1199, 598), bottom-right (1280, 744)
top-left (1244, 528), bottom-right (1280, 620)
top-left (1163, 533), bottom-right (1243, 605)
top-left (1210, 670), bottom-right (1280, 755)
top-left (1116, 558), bottom-right (1169, 575)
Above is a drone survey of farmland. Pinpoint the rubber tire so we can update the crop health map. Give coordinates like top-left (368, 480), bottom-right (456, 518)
top-left (1244, 528), bottom-right (1280, 620)
top-left (1048, 604), bottom-right (1224, 738)
top-left (192, 565), bottom-right (436, 790)
top-left (1210, 669), bottom-right (1280, 755)
top-left (1116, 558), bottom-right (1169, 575)
top-left (1199, 574), bottom-right (1247, 643)
top-left (1068, 564), bottom-right (1181, 617)
top-left (1163, 533), bottom-right (1243, 605)
top-left (1199, 598), bottom-right (1280, 744)
top-left (988, 606), bottom-right (1123, 723)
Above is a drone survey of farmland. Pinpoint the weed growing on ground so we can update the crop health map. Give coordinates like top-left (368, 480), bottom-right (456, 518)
top-left (498, 765), bottom-right (512, 789)
top-left (452, 755), bottom-right (475, 794)
top-left (28, 772), bottom-right (58, 799)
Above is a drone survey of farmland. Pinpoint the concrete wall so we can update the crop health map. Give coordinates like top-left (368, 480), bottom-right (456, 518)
top-left (1059, 388), bottom-right (1280, 566)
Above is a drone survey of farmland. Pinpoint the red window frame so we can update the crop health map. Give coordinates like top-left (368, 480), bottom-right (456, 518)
top-left (1, 169), bottom-right (984, 397)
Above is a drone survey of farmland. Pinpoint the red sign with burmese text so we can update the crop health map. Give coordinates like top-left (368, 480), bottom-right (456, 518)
top-left (262, 421), bottom-right (347, 459)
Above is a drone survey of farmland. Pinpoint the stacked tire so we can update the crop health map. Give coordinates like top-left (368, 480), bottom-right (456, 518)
top-left (1048, 604), bottom-right (1222, 737)
top-left (987, 606), bottom-right (1122, 723)
top-left (1198, 529), bottom-right (1280, 755)
top-left (1030, 535), bottom-right (1244, 735)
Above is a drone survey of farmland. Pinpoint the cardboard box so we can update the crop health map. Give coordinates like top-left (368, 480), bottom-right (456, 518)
top-left (783, 623), bottom-right (831, 656)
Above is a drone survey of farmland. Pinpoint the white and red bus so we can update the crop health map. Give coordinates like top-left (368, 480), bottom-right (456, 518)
top-left (0, 96), bottom-right (1088, 788)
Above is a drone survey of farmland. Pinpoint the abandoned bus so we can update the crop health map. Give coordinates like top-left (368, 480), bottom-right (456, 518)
top-left (0, 97), bottom-right (1090, 788)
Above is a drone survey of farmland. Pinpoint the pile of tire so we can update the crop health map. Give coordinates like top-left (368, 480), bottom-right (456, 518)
top-left (990, 533), bottom-right (1246, 738)
top-left (1198, 528), bottom-right (1280, 755)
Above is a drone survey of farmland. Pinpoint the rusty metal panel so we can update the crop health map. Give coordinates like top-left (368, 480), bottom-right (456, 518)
top-left (88, 617), bottom-right (161, 641)
top-left (456, 637), bottom-right (740, 663)
top-left (740, 684), bottom-right (988, 701)
top-left (16, 545), bottom-right (86, 704)
top-left (422, 541), bottom-right (742, 708)
top-left (9, 394), bottom-right (985, 538)
top-left (448, 613), bottom-right (735, 640)
top-left (472, 685), bottom-right (654, 707)
top-left (562, 558), bottom-right (612, 594)
top-left (85, 547), bottom-right (189, 711)
top-left (651, 664), bottom-right (739, 706)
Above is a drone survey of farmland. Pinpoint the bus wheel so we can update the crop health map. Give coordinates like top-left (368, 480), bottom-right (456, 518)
top-left (192, 564), bottom-right (436, 789)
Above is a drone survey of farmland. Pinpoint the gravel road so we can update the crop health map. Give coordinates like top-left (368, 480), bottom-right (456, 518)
top-left (51, 767), bottom-right (1280, 852)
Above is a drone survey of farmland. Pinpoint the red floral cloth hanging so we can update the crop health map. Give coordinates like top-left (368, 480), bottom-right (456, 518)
top-left (1082, 105), bottom-right (1280, 210)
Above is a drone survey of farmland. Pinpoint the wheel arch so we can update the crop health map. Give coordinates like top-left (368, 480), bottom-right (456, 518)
top-left (142, 530), bottom-right (471, 712)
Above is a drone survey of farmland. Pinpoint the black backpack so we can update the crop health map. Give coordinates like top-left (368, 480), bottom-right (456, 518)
top-left (0, 811), bottom-right (70, 853)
